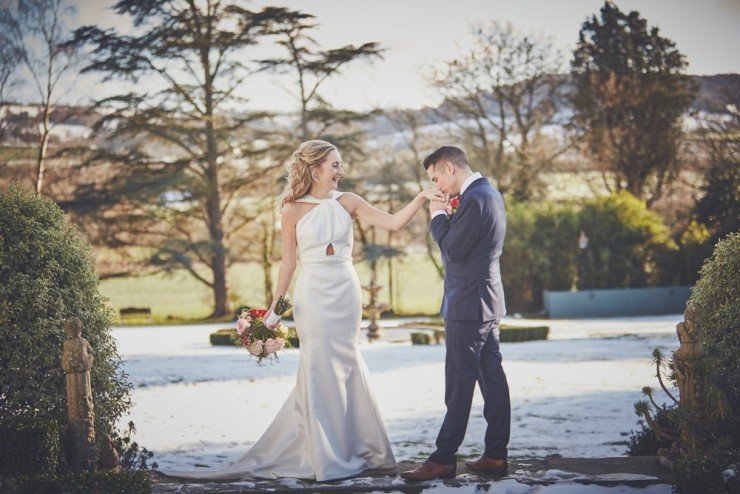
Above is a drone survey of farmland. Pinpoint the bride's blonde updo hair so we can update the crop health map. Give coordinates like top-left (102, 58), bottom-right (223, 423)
top-left (280, 140), bottom-right (337, 210)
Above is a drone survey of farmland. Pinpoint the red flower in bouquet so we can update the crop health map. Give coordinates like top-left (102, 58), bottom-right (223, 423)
top-left (249, 308), bottom-right (267, 319)
top-left (446, 196), bottom-right (461, 215)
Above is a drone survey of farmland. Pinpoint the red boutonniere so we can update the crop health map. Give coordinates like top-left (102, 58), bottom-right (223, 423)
top-left (446, 196), bottom-right (461, 216)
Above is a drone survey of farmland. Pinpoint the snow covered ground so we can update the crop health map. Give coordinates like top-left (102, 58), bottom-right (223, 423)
top-left (112, 315), bottom-right (682, 472)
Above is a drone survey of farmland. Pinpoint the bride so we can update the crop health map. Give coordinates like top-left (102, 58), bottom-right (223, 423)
top-left (160, 140), bottom-right (443, 481)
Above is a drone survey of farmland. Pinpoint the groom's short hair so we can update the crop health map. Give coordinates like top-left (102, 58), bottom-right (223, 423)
top-left (423, 145), bottom-right (469, 170)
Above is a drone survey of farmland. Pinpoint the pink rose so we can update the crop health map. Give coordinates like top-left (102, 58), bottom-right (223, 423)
top-left (236, 318), bottom-right (249, 335)
top-left (248, 340), bottom-right (263, 356)
top-left (264, 338), bottom-right (279, 355)
top-left (275, 338), bottom-right (286, 351)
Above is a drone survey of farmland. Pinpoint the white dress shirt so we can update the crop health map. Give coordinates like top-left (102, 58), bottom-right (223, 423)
top-left (431, 172), bottom-right (482, 220)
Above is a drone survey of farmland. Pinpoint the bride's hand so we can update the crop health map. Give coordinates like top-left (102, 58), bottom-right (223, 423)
top-left (264, 308), bottom-right (280, 329)
top-left (420, 189), bottom-right (446, 202)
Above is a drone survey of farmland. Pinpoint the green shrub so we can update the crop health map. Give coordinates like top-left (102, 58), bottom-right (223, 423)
top-left (115, 421), bottom-right (157, 472)
top-left (674, 232), bottom-right (740, 492)
top-left (689, 232), bottom-right (740, 438)
top-left (626, 408), bottom-right (675, 456)
top-left (0, 470), bottom-right (151, 494)
top-left (0, 185), bottom-right (133, 475)
top-left (577, 191), bottom-right (677, 289)
top-left (0, 417), bottom-right (62, 477)
top-left (499, 325), bottom-right (549, 343)
top-left (410, 332), bottom-right (431, 345)
top-left (209, 328), bottom-right (237, 346)
top-left (674, 451), bottom-right (739, 494)
top-left (502, 192), bottom-right (680, 312)
top-left (502, 200), bottom-right (580, 312)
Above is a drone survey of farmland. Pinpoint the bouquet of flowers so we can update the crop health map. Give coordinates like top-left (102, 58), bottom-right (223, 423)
top-left (232, 296), bottom-right (292, 364)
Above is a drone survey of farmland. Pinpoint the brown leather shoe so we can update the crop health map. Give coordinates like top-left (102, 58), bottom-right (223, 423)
top-left (465, 456), bottom-right (508, 476)
top-left (400, 460), bottom-right (456, 481)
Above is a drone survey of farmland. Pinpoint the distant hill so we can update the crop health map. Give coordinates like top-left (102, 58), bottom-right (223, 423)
top-left (366, 73), bottom-right (739, 138)
top-left (1, 74), bottom-right (737, 146)
top-left (690, 74), bottom-right (740, 113)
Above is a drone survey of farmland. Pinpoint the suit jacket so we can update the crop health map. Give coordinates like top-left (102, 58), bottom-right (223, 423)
top-left (429, 177), bottom-right (507, 322)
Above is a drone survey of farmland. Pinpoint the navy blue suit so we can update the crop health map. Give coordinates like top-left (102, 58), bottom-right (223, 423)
top-left (428, 176), bottom-right (511, 464)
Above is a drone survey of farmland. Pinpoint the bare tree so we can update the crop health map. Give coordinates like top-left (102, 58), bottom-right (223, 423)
top-left (432, 21), bottom-right (567, 200)
top-left (387, 108), bottom-right (444, 279)
top-left (258, 9), bottom-right (383, 142)
top-left (1, 0), bottom-right (79, 194)
top-left (0, 21), bottom-right (22, 145)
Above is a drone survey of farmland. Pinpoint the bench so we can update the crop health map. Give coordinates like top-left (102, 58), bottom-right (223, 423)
top-left (119, 307), bottom-right (153, 323)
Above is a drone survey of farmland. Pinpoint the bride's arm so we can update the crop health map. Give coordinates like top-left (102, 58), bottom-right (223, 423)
top-left (267, 206), bottom-right (298, 315)
top-left (341, 190), bottom-right (444, 232)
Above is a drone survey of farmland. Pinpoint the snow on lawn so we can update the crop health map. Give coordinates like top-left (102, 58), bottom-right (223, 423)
top-left (112, 315), bottom-right (682, 471)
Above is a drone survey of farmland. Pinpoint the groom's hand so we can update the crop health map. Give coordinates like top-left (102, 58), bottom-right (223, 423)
top-left (430, 193), bottom-right (449, 214)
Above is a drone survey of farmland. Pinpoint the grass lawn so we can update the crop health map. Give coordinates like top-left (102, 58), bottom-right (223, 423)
top-left (100, 253), bottom-right (445, 321)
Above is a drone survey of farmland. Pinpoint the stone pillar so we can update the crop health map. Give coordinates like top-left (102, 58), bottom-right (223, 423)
top-left (62, 316), bottom-right (97, 472)
top-left (673, 303), bottom-right (706, 456)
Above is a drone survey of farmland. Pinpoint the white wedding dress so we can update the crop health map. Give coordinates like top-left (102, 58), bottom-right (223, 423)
top-left (160, 190), bottom-right (396, 481)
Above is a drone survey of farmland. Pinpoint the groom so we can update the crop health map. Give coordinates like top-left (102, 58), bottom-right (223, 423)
top-left (402, 146), bottom-right (511, 480)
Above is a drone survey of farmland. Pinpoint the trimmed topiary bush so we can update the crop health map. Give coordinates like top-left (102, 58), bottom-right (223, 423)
top-left (0, 185), bottom-right (134, 476)
top-left (210, 328), bottom-right (238, 346)
top-left (499, 325), bottom-right (549, 343)
top-left (410, 332), bottom-right (431, 345)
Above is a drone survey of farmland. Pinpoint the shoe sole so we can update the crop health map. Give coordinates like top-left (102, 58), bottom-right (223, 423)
top-left (401, 472), bottom-right (457, 481)
top-left (466, 467), bottom-right (508, 476)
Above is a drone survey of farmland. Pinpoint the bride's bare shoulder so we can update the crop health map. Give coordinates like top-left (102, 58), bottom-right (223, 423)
top-left (337, 192), bottom-right (362, 214)
top-left (281, 202), bottom-right (303, 222)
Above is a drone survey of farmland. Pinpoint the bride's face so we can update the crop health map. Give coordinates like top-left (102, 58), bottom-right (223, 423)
top-left (314, 150), bottom-right (345, 189)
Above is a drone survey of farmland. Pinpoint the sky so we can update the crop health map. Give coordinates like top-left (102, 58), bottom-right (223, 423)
top-left (15, 0), bottom-right (740, 112)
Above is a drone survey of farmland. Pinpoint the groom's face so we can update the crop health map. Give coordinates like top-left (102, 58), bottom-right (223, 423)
top-left (427, 161), bottom-right (458, 196)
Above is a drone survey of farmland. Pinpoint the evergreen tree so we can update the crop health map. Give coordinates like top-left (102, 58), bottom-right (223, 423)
top-left (570, 1), bottom-right (696, 205)
top-left (68, 0), bottom-right (301, 317)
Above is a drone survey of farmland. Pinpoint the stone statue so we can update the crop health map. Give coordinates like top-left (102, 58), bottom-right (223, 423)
top-left (99, 434), bottom-right (121, 472)
top-left (674, 303), bottom-right (704, 412)
top-left (62, 316), bottom-right (97, 472)
top-left (673, 303), bottom-right (706, 456)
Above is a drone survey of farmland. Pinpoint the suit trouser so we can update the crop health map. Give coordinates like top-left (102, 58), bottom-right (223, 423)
top-left (429, 318), bottom-right (511, 465)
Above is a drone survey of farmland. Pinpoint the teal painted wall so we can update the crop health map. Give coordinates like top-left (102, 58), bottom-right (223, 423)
top-left (543, 286), bottom-right (692, 318)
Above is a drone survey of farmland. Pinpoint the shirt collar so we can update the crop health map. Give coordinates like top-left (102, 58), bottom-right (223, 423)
top-left (460, 172), bottom-right (482, 196)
